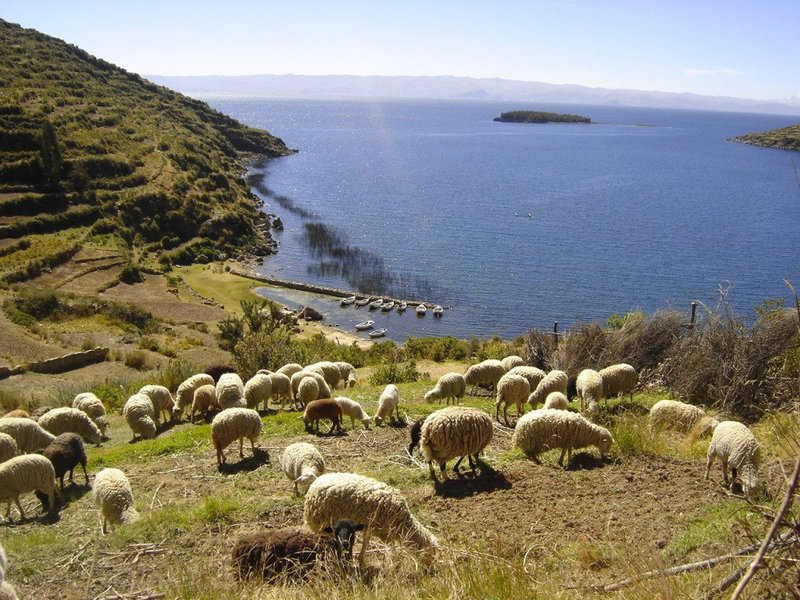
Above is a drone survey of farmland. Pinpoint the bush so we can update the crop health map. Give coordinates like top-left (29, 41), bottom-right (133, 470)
top-left (369, 361), bottom-right (427, 385)
top-left (124, 350), bottom-right (148, 370)
top-left (119, 264), bottom-right (143, 284)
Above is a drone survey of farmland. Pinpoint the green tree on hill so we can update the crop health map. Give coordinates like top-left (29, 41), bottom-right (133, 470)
top-left (39, 120), bottom-right (61, 190)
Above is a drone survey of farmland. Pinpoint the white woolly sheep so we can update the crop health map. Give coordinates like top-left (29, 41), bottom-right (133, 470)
top-left (527, 370), bottom-right (568, 408)
top-left (507, 366), bottom-right (547, 391)
top-left (93, 467), bottom-right (140, 534)
top-left (189, 384), bottom-right (218, 423)
top-left (374, 384), bottom-right (401, 425)
top-left (512, 409), bottom-right (614, 466)
top-left (649, 400), bottom-right (719, 435)
top-left (543, 392), bottom-right (569, 410)
top-left (0, 433), bottom-right (18, 465)
top-left (244, 373), bottom-right (273, 411)
top-left (334, 396), bottom-right (371, 429)
top-left (423, 372), bottom-right (466, 405)
top-left (38, 407), bottom-right (102, 447)
top-left (501, 355), bottom-right (525, 371)
top-left (305, 361), bottom-right (342, 389)
top-left (175, 373), bottom-right (215, 417)
top-left (0, 541), bottom-right (18, 600)
top-left (494, 372), bottom-right (531, 424)
top-left (291, 371), bottom-right (332, 402)
top-left (464, 359), bottom-right (507, 392)
top-left (216, 372), bottom-right (246, 410)
top-left (0, 417), bottom-right (56, 453)
top-left (277, 362), bottom-right (304, 379)
top-left (72, 392), bottom-right (109, 437)
top-left (304, 472), bottom-right (439, 566)
top-left (0, 410), bottom-right (30, 420)
top-left (296, 378), bottom-right (321, 409)
top-left (0, 454), bottom-right (59, 521)
top-left (39, 433), bottom-right (89, 490)
top-left (334, 361), bottom-right (357, 388)
top-left (705, 421), bottom-right (761, 497)
top-left (211, 407), bottom-right (262, 465)
top-left (138, 384), bottom-right (175, 424)
top-left (268, 372), bottom-right (292, 410)
top-left (575, 369), bottom-right (604, 414)
top-left (281, 442), bottom-right (326, 494)
top-left (123, 393), bottom-right (157, 441)
top-left (302, 398), bottom-right (343, 434)
top-left (408, 406), bottom-right (494, 480)
top-left (598, 363), bottom-right (638, 401)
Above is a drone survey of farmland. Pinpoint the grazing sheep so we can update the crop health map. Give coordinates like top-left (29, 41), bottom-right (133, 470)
top-left (211, 408), bottom-right (262, 465)
top-left (334, 397), bottom-right (371, 429)
top-left (649, 400), bottom-right (719, 435)
top-left (175, 373), bottom-right (215, 418)
top-left (305, 362), bottom-right (342, 390)
top-left (0, 454), bottom-right (59, 521)
top-left (281, 442), bottom-right (326, 495)
top-left (0, 417), bottom-right (56, 453)
top-left (231, 520), bottom-right (363, 582)
top-left (527, 370), bottom-right (568, 408)
top-left (291, 371), bottom-right (332, 403)
top-left (501, 355), bottom-right (525, 371)
top-left (38, 407), bottom-right (102, 447)
top-left (375, 384), bottom-right (401, 425)
top-left (302, 398), bottom-right (343, 435)
top-left (0, 434), bottom-right (18, 465)
top-left (72, 392), bottom-right (109, 437)
top-left (705, 421), bottom-right (761, 497)
top-left (1, 410), bottom-right (30, 420)
top-left (277, 362), bottom-right (304, 379)
top-left (334, 361), bottom-right (357, 388)
top-left (304, 472), bottom-right (439, 566)
top-left (189, 384), bottom-right (218, 423)
top-left (268, 372), bottom-right (292, 410)
top-left (244, 373), bottom-right (273, 411)
top-left (512, 409), bottom-right (614, 466)
top-left (296, 378), bottom-right (321, 409)
top-left (543, 392), bottom-right (569, 410)
top-left (566, 376), bottom-right (578, 401)
top-left (216, 372), bottom-right (246, 410)
top-left (123, 394), bottom-right (157, 441)
top-left (38, 433), bottom-right (89, 490)
top-left (494, 373), bottom-right (531, 424)
top-left (576, 369), bottom-right (604, 415)
top-left (92, 468), bottom-right (140, 534)
top-left (464, 359), bottom-right (507, 392)
top-left (508, 366), bottom-right (547, 392)
top-left (598, 363), bottom-right (638, 401)
top-left (138, 384), bottom-right (175, 424)
top-left (408, 406), bottom-right (494, 480)
top-left (205, 364), bottom-right (237, 382)
top-left (423, 372), bottom-right (466, 405)
top-left (0, 542), bottom-right (18, 600)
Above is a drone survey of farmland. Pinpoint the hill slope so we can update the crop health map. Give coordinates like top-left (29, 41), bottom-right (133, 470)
top-left (730, 122), bottom-right (800, 152)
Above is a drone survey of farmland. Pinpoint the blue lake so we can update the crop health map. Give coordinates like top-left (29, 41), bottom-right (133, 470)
top-left (208, 98), bottom-right (800, 342)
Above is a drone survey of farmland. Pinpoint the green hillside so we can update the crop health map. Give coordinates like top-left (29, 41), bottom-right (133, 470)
top-left (730, 122), bottom-right (800, 151)
top-left (0, 19), bottom-right (294, 282)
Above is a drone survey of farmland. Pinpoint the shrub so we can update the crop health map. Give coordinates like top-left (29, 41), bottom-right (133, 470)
top-left (124, 350), bottom-right (148, 370)
top-left (119, 264), bottom-right (143, 284)
top-left (369, 361), bottom-right (427, 386)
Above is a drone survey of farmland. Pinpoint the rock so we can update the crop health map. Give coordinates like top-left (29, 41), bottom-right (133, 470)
top-left (299, 306), bottom-right (323, 321)
top-left (272, 217), bottom-right (284, 230)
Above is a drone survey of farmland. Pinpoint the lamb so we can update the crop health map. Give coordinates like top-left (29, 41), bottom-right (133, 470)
top-left (507, 366), bottom-right (547, 392)
top-left (244, 373), bottom-right (272, 411)
top-left (38, 433), bottom-right (89, 490)
top-left (0, 454), bottom-right (59, 521)
top-left (189, 384), bottom-right (218, 423)
top-left (72, 392), bottom-right (109, 437)
top-left (375, 384), bottom-right (401, 425)
top-left (302, 398), bottom-right (343, 434)
top-left (92, 467), bottom-right (140, 534)
top-left (334, 396), bottom-right (371, 429)
top-left (649, 399), bottom-right (719, 435)
top-left (0, 434), bottom-right (18, 465)
top-left (512, 408), bottom-right (614, 467)
top-left (216, 372), bottom-right (246, 410)
top-left (464, 359), bottom-right (507, 392)
top-left (501, 355), bottom-right (525, 371)
top-left (38, 407), bottom-right (102, 447)
top-left (291, 370), bottom-right (332, 402)
top-left (138, 384), bottom-right (175, 424)
top-left (305, 361), bottom-right (342, 389)
top-left (211, 407), bottom-right (262, 465)
top-left (268, 372), bottom-right (292, 410)
top-left (231, 520), bottom-right (363, 582)
top-left (543, 392), bottom-right (569, 410)
top-left (175, 373), bottom-right (215, 418)
top-left (527, 370), bottom-right (568, 408)
top-left (334, 361), bottom-right (357, 388)
top-left (123, 393), bottom-right (158, 441)
top-left (705, 421), bottom-right (761, 497)
top-left (576, 368), bottom-right (604, 414)
top-left (408, 406), bottom-right (494, 480)
top-left (296, 377), bottom-right (320, 409)
top-left (0, 417), bottom-right (56, 453)
top-left (423, 372), bottom-right (466, 405)
top-left (304, 472), bottom-right (439, 566)
top-left (281, 442), bottom-right (326, 494)
top-left (0, 542), bottom-right (18, 600)
top-left (598, 363), bottom-right (638, 401)
top-left (494, 372), bottom-right (531, 424)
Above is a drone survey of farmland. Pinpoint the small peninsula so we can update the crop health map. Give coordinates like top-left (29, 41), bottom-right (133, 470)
top-left (493, 110), bottom-right (591, 124)
top-left (730, 122), bottom-right (800, 152)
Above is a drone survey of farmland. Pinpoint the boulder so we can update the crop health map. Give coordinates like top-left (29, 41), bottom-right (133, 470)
top-left (299, 306), bottom-right (323, 321)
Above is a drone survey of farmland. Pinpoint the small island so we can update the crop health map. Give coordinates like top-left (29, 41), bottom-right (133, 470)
top-left (493, 110), bottom-right (591, 124)
top-left (730, 122), bottom-right (800, 152)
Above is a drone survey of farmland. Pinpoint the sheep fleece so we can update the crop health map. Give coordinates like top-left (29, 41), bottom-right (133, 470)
top-left (38, 407), bottom-right (101, 445)
top-left (93, 468), bottom-right (139, 528)
top-left (176, 373), bottom-right (215, 410)
top-left (512, 409), bottom-right (613, 459)
top-left (281, 442), bottom-right (325, 483)
top-left (419, 406), bottom-right (493, 464)
top-left (0, 418), bottom-right (56, 453)
top-left (649, 400), bottom-right (707, 433)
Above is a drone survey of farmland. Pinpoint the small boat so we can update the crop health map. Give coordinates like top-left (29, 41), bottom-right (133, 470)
top-left (355, 297), bottom-right (371, 307)
top-left (381, 300), bottom-right (395, 312)
top-left (397, 302), bottom-right (408, 312)
top-left (369, 328), bottom-right (387, 338)
top-left (368, 299), bottom-right (383, 310)
top-left (416, 304), bottom-right (427, 315)
top-left (340, 295), bottom-right (356, 307)
top-left (354, 320), bottom-right (374, 331)
top-left (432, 305), bottom-right (444, 317)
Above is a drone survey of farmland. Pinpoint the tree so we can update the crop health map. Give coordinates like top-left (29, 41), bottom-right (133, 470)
top-left (39, 120), bottom-right (62, 190)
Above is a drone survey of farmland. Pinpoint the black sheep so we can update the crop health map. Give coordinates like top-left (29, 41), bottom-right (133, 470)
top-left (39, 433), bottom-right (88, 490)
top-left (566, 376), bottom-right (578, 401)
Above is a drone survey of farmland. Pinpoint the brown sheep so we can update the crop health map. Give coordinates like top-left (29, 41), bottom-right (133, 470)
top-left (302, 398), bottom-right (342, 435)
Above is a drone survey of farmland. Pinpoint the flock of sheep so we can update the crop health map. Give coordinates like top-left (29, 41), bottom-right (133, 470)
top-left (0, 356), bottom-right (763, 592)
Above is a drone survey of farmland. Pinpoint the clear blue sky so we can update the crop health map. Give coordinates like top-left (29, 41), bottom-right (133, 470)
top-left (4, 0), bottom-right (799, 101)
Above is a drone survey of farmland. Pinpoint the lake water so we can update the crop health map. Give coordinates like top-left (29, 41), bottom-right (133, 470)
top-left (207, 98), bottom-right (800, 342)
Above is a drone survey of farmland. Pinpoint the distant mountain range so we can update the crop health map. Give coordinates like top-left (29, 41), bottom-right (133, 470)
top-left (147, 74), bottom-right (800, 116)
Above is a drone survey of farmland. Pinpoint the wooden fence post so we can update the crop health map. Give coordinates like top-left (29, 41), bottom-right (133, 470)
top-left (689, 301), bottom-right (697, 334)
top-left (552, 321), bottom-right (559, 345)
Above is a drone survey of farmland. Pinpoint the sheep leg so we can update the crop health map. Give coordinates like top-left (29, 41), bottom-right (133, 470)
top-left (453, 456), bottom-right (465, 472)
top-left (503, 403), bottom-right (510, 426)
top-left (558, 447), bottom-right (567, 466)
top-left (427, 461), bottom-right (438, 481)
top-left (239, 438), bottom-right (245, 458)
top-left (721, 457), bottom-right (730, 485)
top-left (250, 436), bottom-right (257, 455)
top-left (704, 453), bottom-right (715, 480)
top-left (467, 454), bottom-right (477, 470)
top-left (13, 496), bottom-right (25, 521)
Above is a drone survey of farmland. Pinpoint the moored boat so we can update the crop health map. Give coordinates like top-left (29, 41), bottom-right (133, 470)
top-left (355, 297), bottom-right (371, 307)
top-left (397, 302), bottom-right (408, 312)
top-left (368, 299), bottom-right (383, 310)
top-left (369, 328), bottom-right (387, 338)
top-left (354, 320), bottom-right (375, 331)
top-left (381, 300), bottom-right (395, 312)
top-left (432, 305), bottom-right (444, 316)
top-left (416, 304), bottom-right (427, 315)
top-left (340, 295), bottom-right (356, 306)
